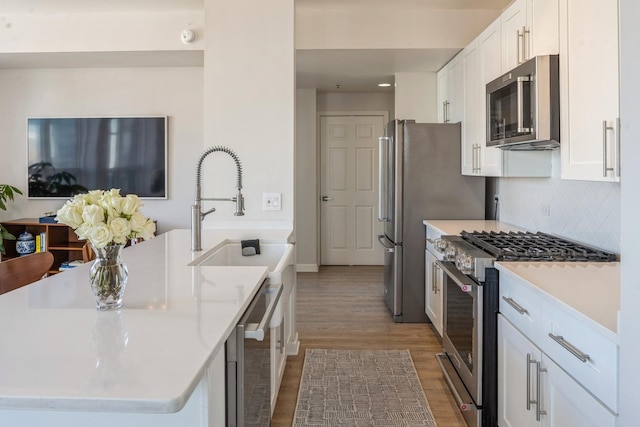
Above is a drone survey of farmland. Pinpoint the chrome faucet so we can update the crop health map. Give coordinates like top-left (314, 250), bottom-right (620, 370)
top-left (191, 146), bottom-right (244, 251)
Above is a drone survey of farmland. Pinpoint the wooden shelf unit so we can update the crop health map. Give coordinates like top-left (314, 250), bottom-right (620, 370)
top-left (2, 218), bottom-right (84, 274)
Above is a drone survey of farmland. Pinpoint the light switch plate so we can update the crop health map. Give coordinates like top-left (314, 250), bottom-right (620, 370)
top-left (263, 193), bottom-right (282, 211)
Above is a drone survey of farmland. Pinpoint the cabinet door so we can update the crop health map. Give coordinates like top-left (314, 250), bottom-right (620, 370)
top-left (447, 53), bottom-right (463, 124)
top-left (528, 0), bottom-right (559, 58)
top-left (502, 0), bottom-right (527, 72)
top-left (478, 18), bottom-right (503, 177)
top-left (424, 250), bottom-right (443, 336)
top-left (437, 67), bottom-right (449, 123)
top-left (542, 354), bottom-right (616, 427)
top-left (498, 315), bottom-right (541, 427)
top-left (560, 0), bottom-right (620, 182)
top-left (461, 39), bottom-right (480, 176)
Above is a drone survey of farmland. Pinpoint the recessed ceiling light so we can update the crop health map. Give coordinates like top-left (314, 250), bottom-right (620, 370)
top-left (378, 83), bottom-right (392, 87)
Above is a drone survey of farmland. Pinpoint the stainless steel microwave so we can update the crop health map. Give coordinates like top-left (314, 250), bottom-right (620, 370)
top-left (486, 55), bottom-right (559, 150)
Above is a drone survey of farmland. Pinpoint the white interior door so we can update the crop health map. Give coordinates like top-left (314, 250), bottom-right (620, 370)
top-left (320, 115), bottom-right (385, 265)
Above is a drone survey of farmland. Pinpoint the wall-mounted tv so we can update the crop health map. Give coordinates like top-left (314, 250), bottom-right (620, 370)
top-left (27, 116), bottom-right (167, 199)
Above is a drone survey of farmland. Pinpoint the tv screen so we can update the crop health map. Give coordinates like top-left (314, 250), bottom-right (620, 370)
top-left (27, 116), bottom-right (167, 199)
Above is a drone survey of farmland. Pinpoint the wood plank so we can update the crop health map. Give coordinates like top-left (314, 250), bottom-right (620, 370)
top-left (272, 265), bottom-right (466, 426)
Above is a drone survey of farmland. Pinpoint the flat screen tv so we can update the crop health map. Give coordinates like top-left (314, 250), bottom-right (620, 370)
top-left (27, 116), bottom-right (167, 199)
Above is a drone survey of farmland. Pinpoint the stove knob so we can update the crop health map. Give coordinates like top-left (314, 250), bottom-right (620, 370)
top-left (445, 245), bottom-right (457, 260)
top-left (457, 253), bottom-right (474, 275)
top-left (434, 238), bottom-right (448, 253)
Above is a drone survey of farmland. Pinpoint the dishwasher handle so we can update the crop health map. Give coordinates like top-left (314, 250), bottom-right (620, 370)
top-left (244, 283), bottom-right (283, 341)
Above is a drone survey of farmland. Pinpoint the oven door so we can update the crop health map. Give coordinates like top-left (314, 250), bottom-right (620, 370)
top-left (438, 260), bottom-right (483, 406)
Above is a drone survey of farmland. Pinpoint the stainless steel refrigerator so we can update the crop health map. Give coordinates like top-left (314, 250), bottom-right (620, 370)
top-left (377, 119), bottom-right (485, 322)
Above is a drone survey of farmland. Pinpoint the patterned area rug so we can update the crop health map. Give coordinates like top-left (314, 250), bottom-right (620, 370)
top-left (293, 349), bottom-right (438, 426)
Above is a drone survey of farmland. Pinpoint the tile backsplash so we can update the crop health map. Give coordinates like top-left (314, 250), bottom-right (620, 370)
top-left (495, 154), bottom-right (621, 254)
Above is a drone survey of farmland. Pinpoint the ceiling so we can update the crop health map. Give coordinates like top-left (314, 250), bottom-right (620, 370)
top-left (0, 0), bottom-right (513, 92)
top-left (296, 48), bottom-right (462, 93)
top-left (295, 0), bottom-right (513, 92)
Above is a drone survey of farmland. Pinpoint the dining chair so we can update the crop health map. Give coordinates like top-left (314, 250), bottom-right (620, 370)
top-left (0, 251), bottom-right (55, 295)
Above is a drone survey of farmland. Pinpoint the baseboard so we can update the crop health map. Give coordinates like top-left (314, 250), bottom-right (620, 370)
top-left (296, 264), bottom-right (318, 272)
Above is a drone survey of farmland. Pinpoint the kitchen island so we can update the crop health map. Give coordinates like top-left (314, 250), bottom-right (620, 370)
top-left (0, 228), bottom-right (291, 426)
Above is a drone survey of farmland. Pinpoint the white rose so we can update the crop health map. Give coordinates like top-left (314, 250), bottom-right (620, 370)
top-left (88, 223), bottom-right (113, 249)
top-left (109, 217), bottom-right (131, 241)
top-left (139, 219), bottom-right (156, 241)
top-left (86, 190), bottom-right (104, 205)
top-left (121, 194), bottom-right (141, 216)
top-left (56, 201), bottom-right (83, 229)
top-left (130, 211), bottom-right (148, 232)
top-left (75, 222), bottom-right (92, 240)
top-left (82, 204), bottom-right (105, 225)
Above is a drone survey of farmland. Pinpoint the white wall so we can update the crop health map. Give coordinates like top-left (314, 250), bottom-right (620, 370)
top-left (202, 0), bottom-right (295, 229)
top-left (295, 89), bottom-right (318, 270)
top-left (0, 67), bottom-right (203, 233)
top-left (316, 91), bottom-right (394, 116)
top-left (496, 152), bottom-right (620, 252)
top-left (394, 72), bottom-right (437, 122)
top-left (618, 0), bottom-right (640, 424)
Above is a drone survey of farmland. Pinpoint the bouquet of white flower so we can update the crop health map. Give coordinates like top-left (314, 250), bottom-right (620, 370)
top-left (56, 189), bottom-right (156, 249)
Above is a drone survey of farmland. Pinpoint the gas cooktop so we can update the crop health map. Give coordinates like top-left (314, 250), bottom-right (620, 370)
top-left (460, 230), bottom-right (617, 262)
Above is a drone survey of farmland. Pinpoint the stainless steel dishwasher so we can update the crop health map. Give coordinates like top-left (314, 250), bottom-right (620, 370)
top-left (226, 279), bottom-right (283, 427)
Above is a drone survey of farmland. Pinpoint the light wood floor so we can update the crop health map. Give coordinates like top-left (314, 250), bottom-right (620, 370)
top-left (271, 265), bottom-right (467, 427)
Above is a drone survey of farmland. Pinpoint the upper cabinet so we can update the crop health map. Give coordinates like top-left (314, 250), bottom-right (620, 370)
top-left (559, 0), bottom-right (620, 182)
top-left (502, 0), bottom-right (559, 73)
top-left (477, 18), bottom-right (504, 177)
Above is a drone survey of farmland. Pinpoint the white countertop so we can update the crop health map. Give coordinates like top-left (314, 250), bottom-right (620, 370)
top-left (0, 228), bottom-right (290, 413)
top-left (423, 219), bottom-right (525, 235)
top-left (495, 262), bottom-right (620, 338)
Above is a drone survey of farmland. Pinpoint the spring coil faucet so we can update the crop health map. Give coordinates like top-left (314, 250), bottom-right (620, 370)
top-left (191, 146), bottom-right (244, 251)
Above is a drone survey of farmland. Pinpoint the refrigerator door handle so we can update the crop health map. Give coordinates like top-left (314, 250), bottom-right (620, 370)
top-left (378, 136), bottom-right (390, 222)
top-left (377, 234), bottom-right (395, 253)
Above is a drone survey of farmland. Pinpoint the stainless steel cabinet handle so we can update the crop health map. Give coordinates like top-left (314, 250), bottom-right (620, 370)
top-left (602, 120), bottom-right (615, 177)
top-left (616, 117), bottom-right (621, 178)
top-left (526, 353), bottom-right (534, 410)
top-left (321, 196), bottom-right (334, 201)
top-left (502, 296), bottom-right (529, 315)
top-left (548, 333), bottom-right (591, 362)
top-left (535, 361), bottom-right (547, 421)
top-left (444, 101), bottom-right (450, 123)
top-left (522, 26), bottom-right (530, 62)
top-left (517, 28), bottom-right (522, 64)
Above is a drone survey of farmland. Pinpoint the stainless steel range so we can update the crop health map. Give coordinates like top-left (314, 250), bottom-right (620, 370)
top-left (434, 231), bottom-right (616, 427)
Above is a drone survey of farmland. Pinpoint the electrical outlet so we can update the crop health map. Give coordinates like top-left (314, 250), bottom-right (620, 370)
top-left (540, 203), bottom-right (551, 216)
top-left (263, 193), bottom-right (282, 211)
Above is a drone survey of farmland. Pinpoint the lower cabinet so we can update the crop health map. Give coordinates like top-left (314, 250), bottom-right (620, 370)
top-left (498, 315), bottom-right (616, 427)
top-left (424, 250), bottom-right (443, 336)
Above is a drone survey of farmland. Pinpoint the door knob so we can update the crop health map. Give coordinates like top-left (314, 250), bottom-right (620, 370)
top-left (321, 196), bottom-right (334, 201)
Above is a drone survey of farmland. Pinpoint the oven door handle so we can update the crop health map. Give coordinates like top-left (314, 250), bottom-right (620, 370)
top-left (436, 260), bottom-right (478, 292)
top-left (244, 283), bottom-right (283, 341)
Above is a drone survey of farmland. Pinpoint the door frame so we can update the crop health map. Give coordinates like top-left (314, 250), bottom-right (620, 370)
top-left (315, 110), bottom-right (389, 267)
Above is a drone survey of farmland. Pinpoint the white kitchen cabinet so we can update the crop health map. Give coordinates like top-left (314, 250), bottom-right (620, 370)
top-left (478, 18), bottom-right (504, 177)
top-left (502, 0), bottom-right (559, 73)
top-left (498, 315), bottom-right (616, 427)
top-left (559, 0), bottom-right (620, 182)
top-left (437, 67), bottom-right (449, 123)
top-left (447, 53), bottom-right (463, 124)
top-left (461, 38), bottom-right (481, 175)
top-left (424, 250), bottom-right (443, 336)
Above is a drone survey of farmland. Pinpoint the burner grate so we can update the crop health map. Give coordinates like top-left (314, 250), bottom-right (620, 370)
top-left (460, 231), bottom-right (617, 262)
